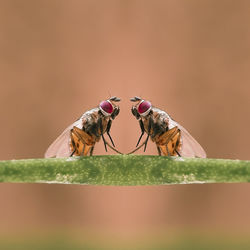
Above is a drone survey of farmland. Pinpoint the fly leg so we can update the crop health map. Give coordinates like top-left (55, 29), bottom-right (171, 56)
top-left (80, 143), bottom-right (86, 156)
top-left (144, 117), bottom-right (153, 152)
top-left (89, 146), bottom-right (94, 156)
top-left (144, 134), bottom-right (150, 152)
top-left (157, 146), bottom-right (162, 156)
top-left (136, 119), bottom-right (145, 147)
top-left (98, 117), bottom-right (107, 152)
top-left (106, 119), bottom-right (115, 147)
top-left (70, 149), bottom-right (76, 157)
top-left (102, 135), bottom-right (107, 152)
top-left (131, 107), bottom-right (144, 147)
top-left (175, 149), bottom-right (181, 157)
top-left (165, 145), bottom-right (170, 156)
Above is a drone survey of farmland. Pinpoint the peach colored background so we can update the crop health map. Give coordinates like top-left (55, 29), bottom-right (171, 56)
top-left (0, 0), bottom-right (250, 243)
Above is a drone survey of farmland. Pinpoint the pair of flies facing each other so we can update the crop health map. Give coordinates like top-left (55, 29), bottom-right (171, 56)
top-left (45, 97), bottom-right (206, 158)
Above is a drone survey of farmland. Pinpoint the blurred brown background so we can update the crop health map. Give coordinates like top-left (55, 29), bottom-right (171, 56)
top-left (0, 0), bottom-right (250, 247)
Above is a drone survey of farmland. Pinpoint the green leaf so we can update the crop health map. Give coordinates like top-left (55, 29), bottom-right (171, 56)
top-left (0, 155), bottom-right (250, 185)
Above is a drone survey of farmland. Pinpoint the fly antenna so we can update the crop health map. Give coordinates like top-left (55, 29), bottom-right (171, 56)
top-left (109, 96), bottom-right (121, 102)
top-left (130, 96), bottom-right (142, 102)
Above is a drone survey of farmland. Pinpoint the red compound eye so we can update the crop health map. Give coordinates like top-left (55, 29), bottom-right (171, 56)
top-left (100, 101), bottom-right (113, 114)
top-left (138, 101), bottom-right (151, 114)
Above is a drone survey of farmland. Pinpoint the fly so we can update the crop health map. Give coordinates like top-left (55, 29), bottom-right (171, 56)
top-left (129, 97), bottom-right (206, 158)
top-left (45, 97), bottom-right (121, 158)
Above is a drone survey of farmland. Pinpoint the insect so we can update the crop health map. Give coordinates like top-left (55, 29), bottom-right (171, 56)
top-left (130, 97), bottom-right (206, 158)
top-left (45, 97), bottom-right (121, 158)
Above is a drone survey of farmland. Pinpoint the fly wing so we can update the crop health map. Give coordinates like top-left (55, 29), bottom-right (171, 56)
top-left (170, 119), bottom-right (206, 158)
top-left (45, 119), bottom-right (82, 158)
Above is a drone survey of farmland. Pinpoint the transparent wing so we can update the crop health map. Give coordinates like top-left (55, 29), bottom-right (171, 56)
top-left (45, 119), bottom-right (82, 158)
top-left (170, 119), bottom-right (206, 158)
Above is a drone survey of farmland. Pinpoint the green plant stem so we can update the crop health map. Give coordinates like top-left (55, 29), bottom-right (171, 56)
top-left (0, 155), bottom-right (249, 185)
